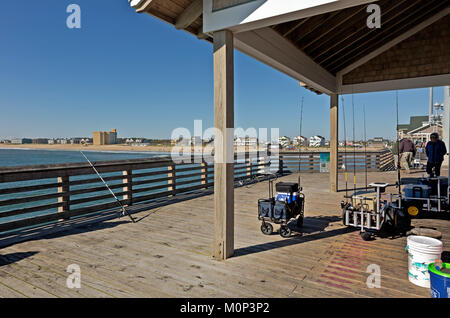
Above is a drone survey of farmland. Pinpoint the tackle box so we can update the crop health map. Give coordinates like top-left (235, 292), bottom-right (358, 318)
top-left (275, 182), bottom-right (299, 193)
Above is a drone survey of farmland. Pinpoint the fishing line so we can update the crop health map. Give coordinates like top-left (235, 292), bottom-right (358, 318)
top-left (363, 104), bottom-right (368, 189)
top-left (341, 96), bottom-right (348, 199)
top-left (80, 151), bottom-right (135, 223)
top-left (298, 96), bottom-right (304, 186)
top-left (396, 91), bottom-right (401, 195)
top-left (352, 90), bottom-right (356, 194)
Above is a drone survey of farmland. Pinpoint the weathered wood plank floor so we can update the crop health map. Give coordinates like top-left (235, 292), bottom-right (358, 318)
top-left (0, 170), bottom-right (449, 297)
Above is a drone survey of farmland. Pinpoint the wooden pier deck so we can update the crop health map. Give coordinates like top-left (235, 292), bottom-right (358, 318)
top-left (0, 170), bottom-right (449, 298)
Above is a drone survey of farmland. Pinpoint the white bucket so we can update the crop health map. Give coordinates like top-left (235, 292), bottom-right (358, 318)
top-left (406, 235), bottom-right (443, 288)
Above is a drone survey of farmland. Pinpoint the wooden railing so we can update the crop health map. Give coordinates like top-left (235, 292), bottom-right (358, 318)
top-left (0, 153), bottom-right (270, 233)
top-left (278, 149), bottom-right (395, 174)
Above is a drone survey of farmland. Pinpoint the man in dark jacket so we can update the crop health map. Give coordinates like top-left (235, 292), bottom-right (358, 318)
top-left (399, 137), bottom-right (416, 172)
top-left (425, 132), bottom-right (447, 177)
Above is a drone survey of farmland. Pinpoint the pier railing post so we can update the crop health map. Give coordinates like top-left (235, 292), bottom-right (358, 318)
top-left (168, 164), bottom-right (176, 196)
top-left (123, 170), bottom-right (133, 206)
top-left (57, 176), bottom-right (70, 220)
top-left (246, 155), bottom-right (252, 180)
top-left (201, 160), bottom-right (208, 189)
top-left (279, 155), bottom-right (284, 175)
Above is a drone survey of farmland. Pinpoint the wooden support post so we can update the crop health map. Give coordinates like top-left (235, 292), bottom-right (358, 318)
top-left (123, 170), bottom-right (132, 206)
top-left (330, 94), bottom-right (339, 192)
top-left (168, 164), bottom-right (176, 196)
top-left (213, 29), bottom-right (234, 260)
top-left (57, 176), bottom-right (70, 220)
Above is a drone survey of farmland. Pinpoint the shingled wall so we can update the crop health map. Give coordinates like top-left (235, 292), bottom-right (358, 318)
top-left (342, 15), bottom-right (450, 85)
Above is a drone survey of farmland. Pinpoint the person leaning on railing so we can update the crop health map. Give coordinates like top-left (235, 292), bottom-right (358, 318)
top-left (425, 132), bottom-right (447, 177)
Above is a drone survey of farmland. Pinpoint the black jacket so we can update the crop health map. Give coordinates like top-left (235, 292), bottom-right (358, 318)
top-left (426, 140), bottom-right (447, 163)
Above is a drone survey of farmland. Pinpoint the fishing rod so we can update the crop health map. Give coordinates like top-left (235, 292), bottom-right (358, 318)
top-left (395, 91), bottom-right (401, 195)
top-left (352, 92), bottom-right (356, 194)
top-left (341, 96), bottom-right (348, 199)
top-left (298, 96), bottom-right (304, 187)
top-left (363, 104), bottom-right (368, 189)
top-left (80, 151), bottom-right (135, 223)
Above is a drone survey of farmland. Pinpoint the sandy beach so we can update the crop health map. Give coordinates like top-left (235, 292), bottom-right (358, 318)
top-left (0, 143), bottom-right (174, 153)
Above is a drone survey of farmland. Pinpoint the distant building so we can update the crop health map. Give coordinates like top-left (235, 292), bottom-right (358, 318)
top-left (368, 137), bottom-right (389, 147)
top-left (397, 115), bottom-right (442, 145)
top-left (93, 129), bottom-right (118, 145)
top-left (309, 135), bottom-right (325, 147)
top-left (234, 137), bottom-right (258, 147)
top-left (293, 136), bottom-right (308, 146)
top-left (278, 136), bottom-right (291, 148)
top-left (32, 138), bottom-right (49, 144)
top-left (0, 139), bottom-right (11, 144)
top-left (11, 138), bottom-right (32, 144)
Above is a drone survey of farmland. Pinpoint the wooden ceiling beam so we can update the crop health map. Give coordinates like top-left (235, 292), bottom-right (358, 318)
top-left (234, 28), bottom-right (337, 94)
top-left (278, 18), bottom-right (310, 38)
top-left (299, 5), bottom-right (367, 51)
top-left (332, 4), bottom-right (450, 74)
top-left (303, 0), bottom-right (392, 55)
top-left (287, 11), bottom-right (341, 46)
top-left (175, 0), bottom-right (203, 30)
top-left (314, 0), bottom-right (421, 66)
top-left (306, 0), bottom-right (408, 62)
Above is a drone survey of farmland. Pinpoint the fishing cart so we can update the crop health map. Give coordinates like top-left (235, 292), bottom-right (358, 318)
top-left (258, 180), bottom-right (305, 238)
top-left (341, 182), bottom-right (411, 241)
top-left (341, 177), bottom-right (450, 240)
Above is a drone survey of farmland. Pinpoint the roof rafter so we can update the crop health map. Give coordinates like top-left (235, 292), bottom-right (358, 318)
top-left (175, 0), bottom-right (203, 30)
top-left (334, 4), bottom-right (450, 74)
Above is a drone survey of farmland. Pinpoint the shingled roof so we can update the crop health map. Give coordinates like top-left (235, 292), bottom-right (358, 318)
top-left (397, 115), bottom-right (429, 132)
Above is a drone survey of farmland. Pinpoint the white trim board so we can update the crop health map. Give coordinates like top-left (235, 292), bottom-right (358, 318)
top-left (203, 0), bottom-right (379, 33)
top-left (339, 74), bottom-right (450, 95)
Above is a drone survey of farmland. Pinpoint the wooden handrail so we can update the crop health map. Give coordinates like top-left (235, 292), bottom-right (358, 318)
top-left (277, 150), bottom-right (394, 173)
top-left (0, 153), bottom-right (271, 233)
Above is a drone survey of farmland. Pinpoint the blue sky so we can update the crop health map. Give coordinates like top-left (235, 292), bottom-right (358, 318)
top-left (0, 0), bottom-right (444, 141)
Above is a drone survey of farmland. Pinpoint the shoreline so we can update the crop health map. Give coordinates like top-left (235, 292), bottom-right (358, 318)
top-left (0, 143), bottom-right (387, 153)
top-left (0, 144), bottom-right (174, 153)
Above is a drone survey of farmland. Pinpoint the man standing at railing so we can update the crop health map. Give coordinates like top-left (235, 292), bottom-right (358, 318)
top-left (399, 136), bottom-right (416, 173)
top-left (425, 132), bottom-right (447, 177)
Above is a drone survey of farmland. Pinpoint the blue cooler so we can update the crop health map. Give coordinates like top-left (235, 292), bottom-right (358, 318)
top-left (403, 184), bottom-right (430, 199)
top-left (428, 262), bottom-right (450, 298)
top-left (276, 192), bottom-right (299, 204)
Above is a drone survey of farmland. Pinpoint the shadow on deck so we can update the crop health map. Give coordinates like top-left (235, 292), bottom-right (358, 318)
top-left (0, 171), bottom-right (448, 297)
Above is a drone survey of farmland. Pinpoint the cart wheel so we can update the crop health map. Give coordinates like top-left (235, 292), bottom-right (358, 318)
top-left (260, 222), bottom-right (273, 235)
top-left (405, 203), bottom-right (421, 218)
top-left (279, 226), bottom-right (292, 238)
top-left (360, 231), bottom-right (374, 241)
top-left (296, 216), bottom-right (303, 228)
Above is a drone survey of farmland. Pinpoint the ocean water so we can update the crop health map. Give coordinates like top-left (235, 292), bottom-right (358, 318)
top-left (0, 148), bottom-right (169, 167)
top-left (0, 149), bottom-right (176, 227)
